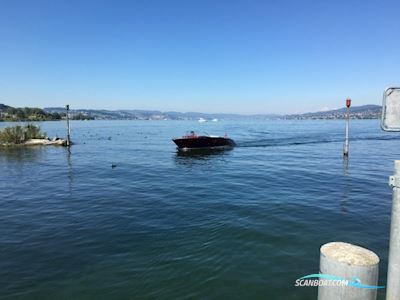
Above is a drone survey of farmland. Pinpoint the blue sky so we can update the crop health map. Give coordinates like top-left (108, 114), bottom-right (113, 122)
top-left (0, 0), bottom-right (399, 114)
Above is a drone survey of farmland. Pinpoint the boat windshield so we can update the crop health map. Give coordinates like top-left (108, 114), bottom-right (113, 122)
top-left (184, 131), bottom-right (197, 138)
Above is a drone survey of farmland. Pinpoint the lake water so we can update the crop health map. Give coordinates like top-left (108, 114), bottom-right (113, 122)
top-left (0, 119), bottom-right (399, 299)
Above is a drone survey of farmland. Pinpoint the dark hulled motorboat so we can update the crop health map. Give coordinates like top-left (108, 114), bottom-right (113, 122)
top-left (173, 131), bottom-right (236, 151)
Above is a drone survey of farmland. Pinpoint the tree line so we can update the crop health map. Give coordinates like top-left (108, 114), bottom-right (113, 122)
top-left (0, 105), bottom-right (94, 121)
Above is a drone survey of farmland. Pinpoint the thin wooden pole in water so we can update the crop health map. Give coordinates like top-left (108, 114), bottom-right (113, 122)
top-left (318, 242), bottom-right (380, 300)
top-left (66, 104), bottom-right (71, 146)
top-left (343, 98), bottom-right (351, 156)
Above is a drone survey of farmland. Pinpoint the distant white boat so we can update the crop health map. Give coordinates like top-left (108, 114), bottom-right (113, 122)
top-left (198, 118), bottom-right (207, 123)
top-left (212, 118), bottom-right (218, 122)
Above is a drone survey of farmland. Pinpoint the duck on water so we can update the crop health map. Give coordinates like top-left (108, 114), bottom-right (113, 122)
top-left (172, 131), bottom-right (236, 151)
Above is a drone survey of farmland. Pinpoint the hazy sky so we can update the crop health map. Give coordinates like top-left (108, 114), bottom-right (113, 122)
top-left (0, 0), bottom-right (399, 114)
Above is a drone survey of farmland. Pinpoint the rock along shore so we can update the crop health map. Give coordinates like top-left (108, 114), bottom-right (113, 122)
top-left (1, 138), bottom-right (68, 147)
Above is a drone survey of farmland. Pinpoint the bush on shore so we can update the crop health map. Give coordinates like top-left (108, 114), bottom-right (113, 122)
top-left (0, 124), bottom-right (46, 144)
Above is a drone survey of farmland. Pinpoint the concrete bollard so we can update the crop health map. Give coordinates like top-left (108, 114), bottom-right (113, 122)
top-left (386, 160), bottom-right (400, 300)
top-left (318, 242), bottom-right (380, 300)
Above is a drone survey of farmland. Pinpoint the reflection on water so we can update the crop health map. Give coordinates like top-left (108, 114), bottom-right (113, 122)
top-left (341, 157), bottom-right (350, 212)
top-left (66, 147), bottom-right (74, 192)
top-left (0, 146), bottom-right (45, 162)
top-left (176, 148), bottom-right (233, 158)
top-left (174, 148), bottom-right (233, 166)
top-left (343, 156), bottom-right (349, 176)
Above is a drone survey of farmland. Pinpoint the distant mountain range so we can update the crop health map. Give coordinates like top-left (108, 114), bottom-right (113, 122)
top-left (44, 104), bottom-right (382, 120)
top-left (1, 103), bottom-right (382, 121)
top-left (284, 104), bottom-right (381, 120)
top-left (43, 107), bottom-right (280, 120)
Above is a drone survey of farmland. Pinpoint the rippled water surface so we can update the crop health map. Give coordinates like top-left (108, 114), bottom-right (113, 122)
top-left (0, 120), bottom-right (399, 299)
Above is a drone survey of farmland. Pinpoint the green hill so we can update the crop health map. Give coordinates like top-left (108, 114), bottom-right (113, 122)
top-left (0, 104), bottom-right (64, 121)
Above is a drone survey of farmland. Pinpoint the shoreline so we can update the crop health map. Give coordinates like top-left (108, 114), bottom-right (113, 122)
top-left (0, 138), bottom-right (68, 147)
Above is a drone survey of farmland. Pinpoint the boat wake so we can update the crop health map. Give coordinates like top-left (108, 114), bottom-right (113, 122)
top-left (236, 135), bottom-right (400, 148)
